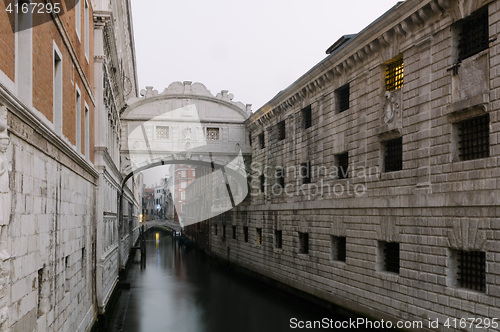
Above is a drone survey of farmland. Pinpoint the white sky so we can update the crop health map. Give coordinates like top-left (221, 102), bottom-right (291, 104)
top-left (132, 0), bottom-right (401, 186)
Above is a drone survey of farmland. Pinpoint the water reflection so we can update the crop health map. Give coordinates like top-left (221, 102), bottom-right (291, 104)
top-left (117, 231), bottom-right (377, 332)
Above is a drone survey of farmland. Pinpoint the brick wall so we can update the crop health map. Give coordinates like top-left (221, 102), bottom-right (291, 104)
top-left (0, 2), bottom-right (15, 82)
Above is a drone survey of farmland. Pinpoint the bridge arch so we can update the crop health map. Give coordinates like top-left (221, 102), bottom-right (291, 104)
top-left (119, 81), bottom-right (253, 227)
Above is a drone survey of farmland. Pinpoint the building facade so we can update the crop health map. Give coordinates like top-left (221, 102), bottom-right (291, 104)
top-left (0, 0), bottom-right (140, 331)
top-left (207, 0), bottom-right (500, 329)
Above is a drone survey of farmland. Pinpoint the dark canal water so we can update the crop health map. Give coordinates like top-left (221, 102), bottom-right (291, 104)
top-left (111, 231), bottom-right (385, 332)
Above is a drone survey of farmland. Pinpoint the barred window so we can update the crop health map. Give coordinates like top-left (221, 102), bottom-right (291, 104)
top-left (276, 168), bottom-right (285, 188)
top-left (299, 232), bottom-right (309, 254)
top-left (453, 250), bottom-right (486, 292)
top-left (336, 84), bottom-right (350, 113)
top-left (232, 226), bottom-right (237, 240)
top-left (206, 127), bottom-right (220, 140)
top-left (302, 105), bottom-right (312, 129)
top-left (155, 126), bottom-right (169, 139)
top-left (336, 152), bottom-right (349, 179)
top-left (256, 228), bottom-right (262, 245)
top-left (244, 226), bottom-right (249, 243)
top-left (458, 7), bottom-right (489, 61)
top-left (457, 114), bottom-right (489, 161)
top-left (275, 230), bottom-right (282, 249)
top-left (383, 137), bottom-right (403, 172)
top-left (301, 161), bottom-right (311, 184)
top-left (380, 241), bottom-right (400, 274)
top-left (385, 56), bottom-right (404, 91)
top-left (259, 133), bottom-right (265, 149)
top-left (331, 236), bottom-right (346, 262)
top-left (259, 174), bottom-right (265, 192)
top-left (277, 120), bottom-right (286, 140)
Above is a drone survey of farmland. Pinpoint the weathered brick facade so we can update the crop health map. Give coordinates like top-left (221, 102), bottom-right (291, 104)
top-left (208, 0), bottom-right (500, 329)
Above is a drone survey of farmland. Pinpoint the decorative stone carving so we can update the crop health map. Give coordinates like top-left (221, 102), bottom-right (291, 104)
top-left (447, 219), bottom-right (486, 251)
top-left (383, 90), bottom-right (401, 124)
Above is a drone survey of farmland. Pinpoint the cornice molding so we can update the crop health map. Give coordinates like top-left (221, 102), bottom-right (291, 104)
top-left (0, 83), bottom-right (99, 180)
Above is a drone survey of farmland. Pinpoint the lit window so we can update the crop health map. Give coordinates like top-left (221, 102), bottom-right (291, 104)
top-left (256, 228), bottom-right (262, 245)
top-left (385, 56), bottom-right (404, 91)
top-left (206, 127), bottom-right (219, 140)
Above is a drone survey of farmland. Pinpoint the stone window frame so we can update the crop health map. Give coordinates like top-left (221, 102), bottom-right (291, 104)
top-left (206, 127), bottom-right (220, 141)
top-left (377, 241), bottom-right (400, 274)
top-left (298, 232), bottom-right (309, 254)
top-left (382, 136), bottom-right (403, 173)
top-left (335, 152), bottom-right (349, 179)
top-left (451, 113), bottom-right (490, 162)
top-left (330, 236), bottom-right (347, 262)
top-left (335, 83), bottom-right (350, 113)
top-left (301, 105), bottom-right (312, 129)
top-left (385, 54), bottom-right (404, 92)
top-left (75, 0), bottom-right (81, 40)
top-left (155, 125), bottom-right (170, 140)
top-left (277, 120), bottom-right (286, 141)
top-left (75, 85), bottom-right (82, 152)
top-left (453, 6), bottom-right (489, 63)
top-left (448, 249), bottom-right (486, 293)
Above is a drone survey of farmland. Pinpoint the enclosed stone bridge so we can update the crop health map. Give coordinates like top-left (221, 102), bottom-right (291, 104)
top-left (119, 81), bottom-right (253, 226)
top-left (140, 219), bottom-right (182, 234)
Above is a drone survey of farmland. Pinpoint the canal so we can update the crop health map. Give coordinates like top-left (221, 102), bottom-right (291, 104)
top-left (111, 231), bottom-right (388, 332)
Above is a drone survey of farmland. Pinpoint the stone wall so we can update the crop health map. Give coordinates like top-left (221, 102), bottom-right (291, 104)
top-left (2, 110), bottom-right (97, 332)
top-left (209, 0), bottom-right (500, 329)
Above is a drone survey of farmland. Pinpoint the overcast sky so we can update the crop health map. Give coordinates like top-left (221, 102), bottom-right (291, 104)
top-left (132, 0), bottom-right (401, 186)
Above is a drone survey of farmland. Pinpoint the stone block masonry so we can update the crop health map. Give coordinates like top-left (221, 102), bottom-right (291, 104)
top-left (206, 0), bottom-right (500, 330)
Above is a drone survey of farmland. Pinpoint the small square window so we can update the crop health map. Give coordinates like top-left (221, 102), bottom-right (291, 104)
top-left (336, 84), bottom-right (350, 113)
top-left (275, 230), bottom-right (282, 249)
top-left (457, 114), bottom-right (489, 161)
top-left (385, 56), bottom-right (404, 92)
top-left (457, 7), bottom-right (489, 62)
top-left (450, 249), bottom-right (486, 292)
top-left (256, 228), bottom-right (262, 245)
top-left (336, 152), bottom-right (349, 179)
top-left (299, 232), bottom-right (309, 254)
top-left (277, 120), bottom-right (286, 141)
top-left (301, 161), bottom-right (311, 184)
top-left (244, 226), bottom-right (249, 243)
top-left (259, 133), bottom-right (265, 149)
top-left (331, 236), bottom-right (346, 262)
top-left (302, 105), bottom-right (312, 129)
top-left (232, 225), bottom-right (237, 240)
top-left (206, 127), bottom-right (220, 140)
top-left (383, 137), bottom-right (403, 172)
top-left (155, 126), bottom-right (169, 139)
top-left (379, 241), bottom-right (400, 274)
